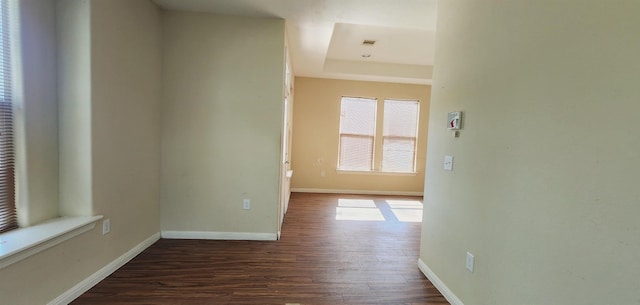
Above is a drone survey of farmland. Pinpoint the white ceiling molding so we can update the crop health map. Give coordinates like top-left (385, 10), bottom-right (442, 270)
top-left (324, 59), bottom-right (432, 83)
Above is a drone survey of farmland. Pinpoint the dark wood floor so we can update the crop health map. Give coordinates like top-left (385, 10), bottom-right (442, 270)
top-left (72, 193), bottom-right (448, 305)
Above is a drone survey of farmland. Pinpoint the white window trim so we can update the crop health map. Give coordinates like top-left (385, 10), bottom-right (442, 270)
top-left (0, 215), bottom-right (102, 269)
top-left (336, 169), bottom-right (418, 176)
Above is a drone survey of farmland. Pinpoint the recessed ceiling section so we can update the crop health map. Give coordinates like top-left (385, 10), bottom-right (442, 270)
top-left (327, 23), bottom-right (435, 65)
top-left (324, 23), bottom-right (434, 83)
top-left (153, 0), bottom-right (439, 84)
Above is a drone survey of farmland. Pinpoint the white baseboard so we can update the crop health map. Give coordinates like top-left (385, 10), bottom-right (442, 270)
top-left (48, 232), bottom-right (160, 305)
top-left (291, 188), bottom-right (423, 196)
top-left (161, 230), bottom-right (277, 241)
top-left (418, 258), bottom-right (464, 305)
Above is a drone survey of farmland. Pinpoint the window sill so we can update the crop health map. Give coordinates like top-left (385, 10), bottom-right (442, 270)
top-left (336, 170), bottom-right (418, 176)
top-left (0, 215), bottom-right (103, 270)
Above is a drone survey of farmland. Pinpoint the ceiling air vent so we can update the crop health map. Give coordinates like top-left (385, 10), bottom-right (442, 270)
top-left (362, 40), bottom-right (376, 46)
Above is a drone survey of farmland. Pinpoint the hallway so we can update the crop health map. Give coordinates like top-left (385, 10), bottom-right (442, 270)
top-left (72, 193), bottom-right (448, 304)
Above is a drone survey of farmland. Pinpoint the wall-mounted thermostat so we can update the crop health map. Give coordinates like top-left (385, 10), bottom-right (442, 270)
top-left (447, 111), bottom-right (462, 130)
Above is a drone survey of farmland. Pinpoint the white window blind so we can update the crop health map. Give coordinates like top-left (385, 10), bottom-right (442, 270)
top-left (381, 99), bottom-right (419, 173)
top-left (0, 0), bottom-right (16, 233)
top-left (338, 97), bottom-right (377, 171)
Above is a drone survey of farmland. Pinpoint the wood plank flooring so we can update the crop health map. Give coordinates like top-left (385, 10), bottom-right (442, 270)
top-left (72, 193), bottom-right (448, 305)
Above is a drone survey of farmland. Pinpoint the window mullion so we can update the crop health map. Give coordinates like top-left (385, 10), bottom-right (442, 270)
top-left (372, 98), bottom-right (384, 171)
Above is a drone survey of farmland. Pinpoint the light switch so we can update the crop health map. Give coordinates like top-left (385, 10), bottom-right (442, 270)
top-left (444, 155), bottom-right (454, 171)
top-left (466, 251), bottom-right (475, 272)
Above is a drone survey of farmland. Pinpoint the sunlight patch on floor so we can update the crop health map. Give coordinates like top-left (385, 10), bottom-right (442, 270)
top-left (335, 198), bottom-right (423, 222)
top-left (337, 199), bottom-right (376, 208)
top-left (386, 200), bottom-right (423, 222)
top-left (336, 199), bottom-right (384, 221)
top-left (335, 207), bottom-right (386, 221)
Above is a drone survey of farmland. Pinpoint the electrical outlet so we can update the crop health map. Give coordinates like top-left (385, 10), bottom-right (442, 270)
top-left (243, 199), bottom-right (251, 210)
top-left (466, 251), bottom-right (474, 272)
top-left (102, 219), bottom-right (111, 235)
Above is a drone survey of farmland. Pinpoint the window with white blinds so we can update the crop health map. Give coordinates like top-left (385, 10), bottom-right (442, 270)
top-left (0, 0), bottom-right (16, 234)
top-left (337, 97), bottom-right (420, 173)
top-left (381, 100), bottom-right (419, 172)
top-left (338, 97), bottom-right (377, 171)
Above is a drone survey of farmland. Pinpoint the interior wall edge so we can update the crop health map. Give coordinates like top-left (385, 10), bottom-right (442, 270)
top-left (418, 258), bottom-right (465, 305)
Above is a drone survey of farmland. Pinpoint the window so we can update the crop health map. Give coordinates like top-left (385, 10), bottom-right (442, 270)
top-left (0, 0), bottom-right (16, 233)
top-left (382, 99), bottom-right (419, 172)
top-left (338, 97), bottom-right (377, 171)
top-left (337, 97), bottom-right (420, 173)
top-left (0, 0), bottom-right (105, 270)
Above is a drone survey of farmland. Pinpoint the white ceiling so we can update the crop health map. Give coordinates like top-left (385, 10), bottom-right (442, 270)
top-left (153, 0), bottom-right (438, 84)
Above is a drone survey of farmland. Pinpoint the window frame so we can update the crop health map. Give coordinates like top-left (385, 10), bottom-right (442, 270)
top-left (380, 99), bottom-right (420, 173)
top-left (336, 96), bottom-right (378, 172)
top-left (0, 0), bottom-right (105, 270)
top-left (336, 96), bottom-right (421, 174)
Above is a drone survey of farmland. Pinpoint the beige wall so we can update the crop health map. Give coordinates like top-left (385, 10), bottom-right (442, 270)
top-left (420, 1), bottom-right (640, 304)
top-left (57, 0), bottom-right (92, 217)
top-left (291, 77), bottom-right (430, 194)
top-left (160, 11), bottom-right (285, 234)
top-left (90, 0), bottom-right (162, 253)
top-left (0, 1), bottom-right (162, 304)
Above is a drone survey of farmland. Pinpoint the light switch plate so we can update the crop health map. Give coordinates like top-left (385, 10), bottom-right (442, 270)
top-left (444, 155), bottom-right (454, 171)
top-left (102, 219), bottom-right (110, 235)
top-left (466, 251), bottom-right (475, 272)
